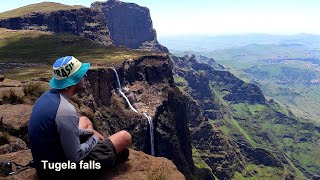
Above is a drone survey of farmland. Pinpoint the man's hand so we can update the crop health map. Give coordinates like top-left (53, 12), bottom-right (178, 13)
top-left (92, 130), bottom-right (105, 140)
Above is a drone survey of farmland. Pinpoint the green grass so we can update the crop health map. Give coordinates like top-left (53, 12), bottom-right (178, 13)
top-left (173, 75), bottom-right (188, 85)
top-left (231, 103), bottom-right (266, 117)
top-left (231, 119), bottom-right (256, 147)
top-left (173, 75), bottom-right (188, 93)
top-left (284, 157), bottom-right (307, 179)
top-left (0, 28), bottom-right (166, 80)
top-left (192, 147), bottom-right (217, 179)
top-left (232, 164), bottom-right (283, 180)
top-left (219, 98), bottom-right (320, 177)
top-left (256, 112), bottom-right (319, 176)
top-left (3, 65), bottom-right (52, 81)
top-left (0, 2), bottom-right (84, 19)
top-left (219, 125), bottom-right (231, 135)
top-left (192, 147), bottom-right (211, 170)
top-left (248, 104), bottom-right (266, 116)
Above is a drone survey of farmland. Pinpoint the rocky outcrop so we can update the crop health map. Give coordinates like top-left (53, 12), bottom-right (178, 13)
top-left (198, 55), bottom-right (225, 70)
top-left (0, 134), bottom-right (27, 154)
top-left (0, 104), bottom-right (32, 139)
top-left (91, 0), bottom-right (168, 52)
top-left (237, 143), bottom-right (283, 168)
top-left (0, 5), bottom-right (113, 46)
top-left (187, 101), bottom-right (245, 179)
top-left (0, 149), bottom-right (185, 180)
top-left (171, 55), bottom-right (227, 120)
top-left (153, 89), bottom-right (194, 178)
top-left (207, 70), bottom-right (267, 104)
top-left (173, 54), bottom-right (267, 105)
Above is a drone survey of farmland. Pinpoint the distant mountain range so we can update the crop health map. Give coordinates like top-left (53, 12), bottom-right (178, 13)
top-left (160, 33), bottom-right (320, 51)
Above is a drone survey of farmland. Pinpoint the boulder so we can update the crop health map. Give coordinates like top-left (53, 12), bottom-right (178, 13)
top-left (0, 104), bottom-right (33, 137)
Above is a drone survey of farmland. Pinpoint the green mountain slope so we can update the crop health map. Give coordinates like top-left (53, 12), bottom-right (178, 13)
top-left (172, 54), bottom-right (320, 179)
top-left (174, 43), bottom-right (320, 123)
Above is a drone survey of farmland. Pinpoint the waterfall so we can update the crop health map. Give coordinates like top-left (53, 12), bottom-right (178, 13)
top-left (111, 68), bottom-right (155, 155)
top-left (111, 68), bottom-right (138, 113)
top-left (143, 113), bottom-right (155, 156)
top-left (112, 67), bottom-right (122, 90)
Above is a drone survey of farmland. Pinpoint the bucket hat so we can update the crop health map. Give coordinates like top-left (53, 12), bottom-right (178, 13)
top-left (49, 56), bottom-right (90, 89)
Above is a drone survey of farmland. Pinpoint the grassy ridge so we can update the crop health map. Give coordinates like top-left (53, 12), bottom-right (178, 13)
top-left (233, 164), bottom-right (284, 180)
top-left (0, 2), bottom-right (84, 19)
top-left (229, 102), bottom-right (320, 178)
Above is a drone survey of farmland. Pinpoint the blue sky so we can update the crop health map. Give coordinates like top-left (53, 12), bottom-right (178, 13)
top-left (1, 0), bottom-right (320, 36)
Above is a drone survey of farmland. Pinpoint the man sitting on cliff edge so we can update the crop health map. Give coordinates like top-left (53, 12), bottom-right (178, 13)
top-left (28, 56), bottom-right (132, 179)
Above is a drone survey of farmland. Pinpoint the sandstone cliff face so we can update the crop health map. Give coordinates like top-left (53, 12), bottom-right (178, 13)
top-left (91, 0), bottom-right (168, 52)
top-left (0, 8), bottom-right (113, 46)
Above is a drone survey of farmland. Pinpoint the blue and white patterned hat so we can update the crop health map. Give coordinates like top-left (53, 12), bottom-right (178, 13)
top-left (49, 56), bottom-right (90, 89)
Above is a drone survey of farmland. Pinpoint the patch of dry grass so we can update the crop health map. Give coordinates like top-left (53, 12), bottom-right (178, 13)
top-left (147, 168), bottom-right (167, 180)
top-left (0, 89), bottom-right (24, 105)
top-left (23, 82), bottom-right (46, 102)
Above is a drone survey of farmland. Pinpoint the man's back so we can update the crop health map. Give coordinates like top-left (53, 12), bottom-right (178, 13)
top-left (28, 89), bottom-right (67, 171)
top-left (29, 88), bottom-right (100, 178)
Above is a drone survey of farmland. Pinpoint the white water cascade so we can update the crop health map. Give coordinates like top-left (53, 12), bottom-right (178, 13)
top-left (112, 68), bottom-right (138, 113)
top-left (111, 68), bottom-right (155, 155)
top-left (143, 113), bottom-right (155, 156)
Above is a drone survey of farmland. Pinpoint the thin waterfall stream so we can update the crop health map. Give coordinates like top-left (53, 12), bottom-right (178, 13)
top-left (111, 68), bottom-right (155, 156)
top-left (112, 68), bottom-right (138, 113)
top-left (143, 113), bottom-right (155, 156)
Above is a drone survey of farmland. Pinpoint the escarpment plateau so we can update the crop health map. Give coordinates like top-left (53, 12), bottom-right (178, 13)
top-left (0, 1), bottom-right (169, 52)
top-left (0, 2), bottom-right (113, 46)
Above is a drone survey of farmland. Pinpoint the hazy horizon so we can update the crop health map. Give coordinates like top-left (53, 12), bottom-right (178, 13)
top-left (1, 0), bottom-right (320, 36)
